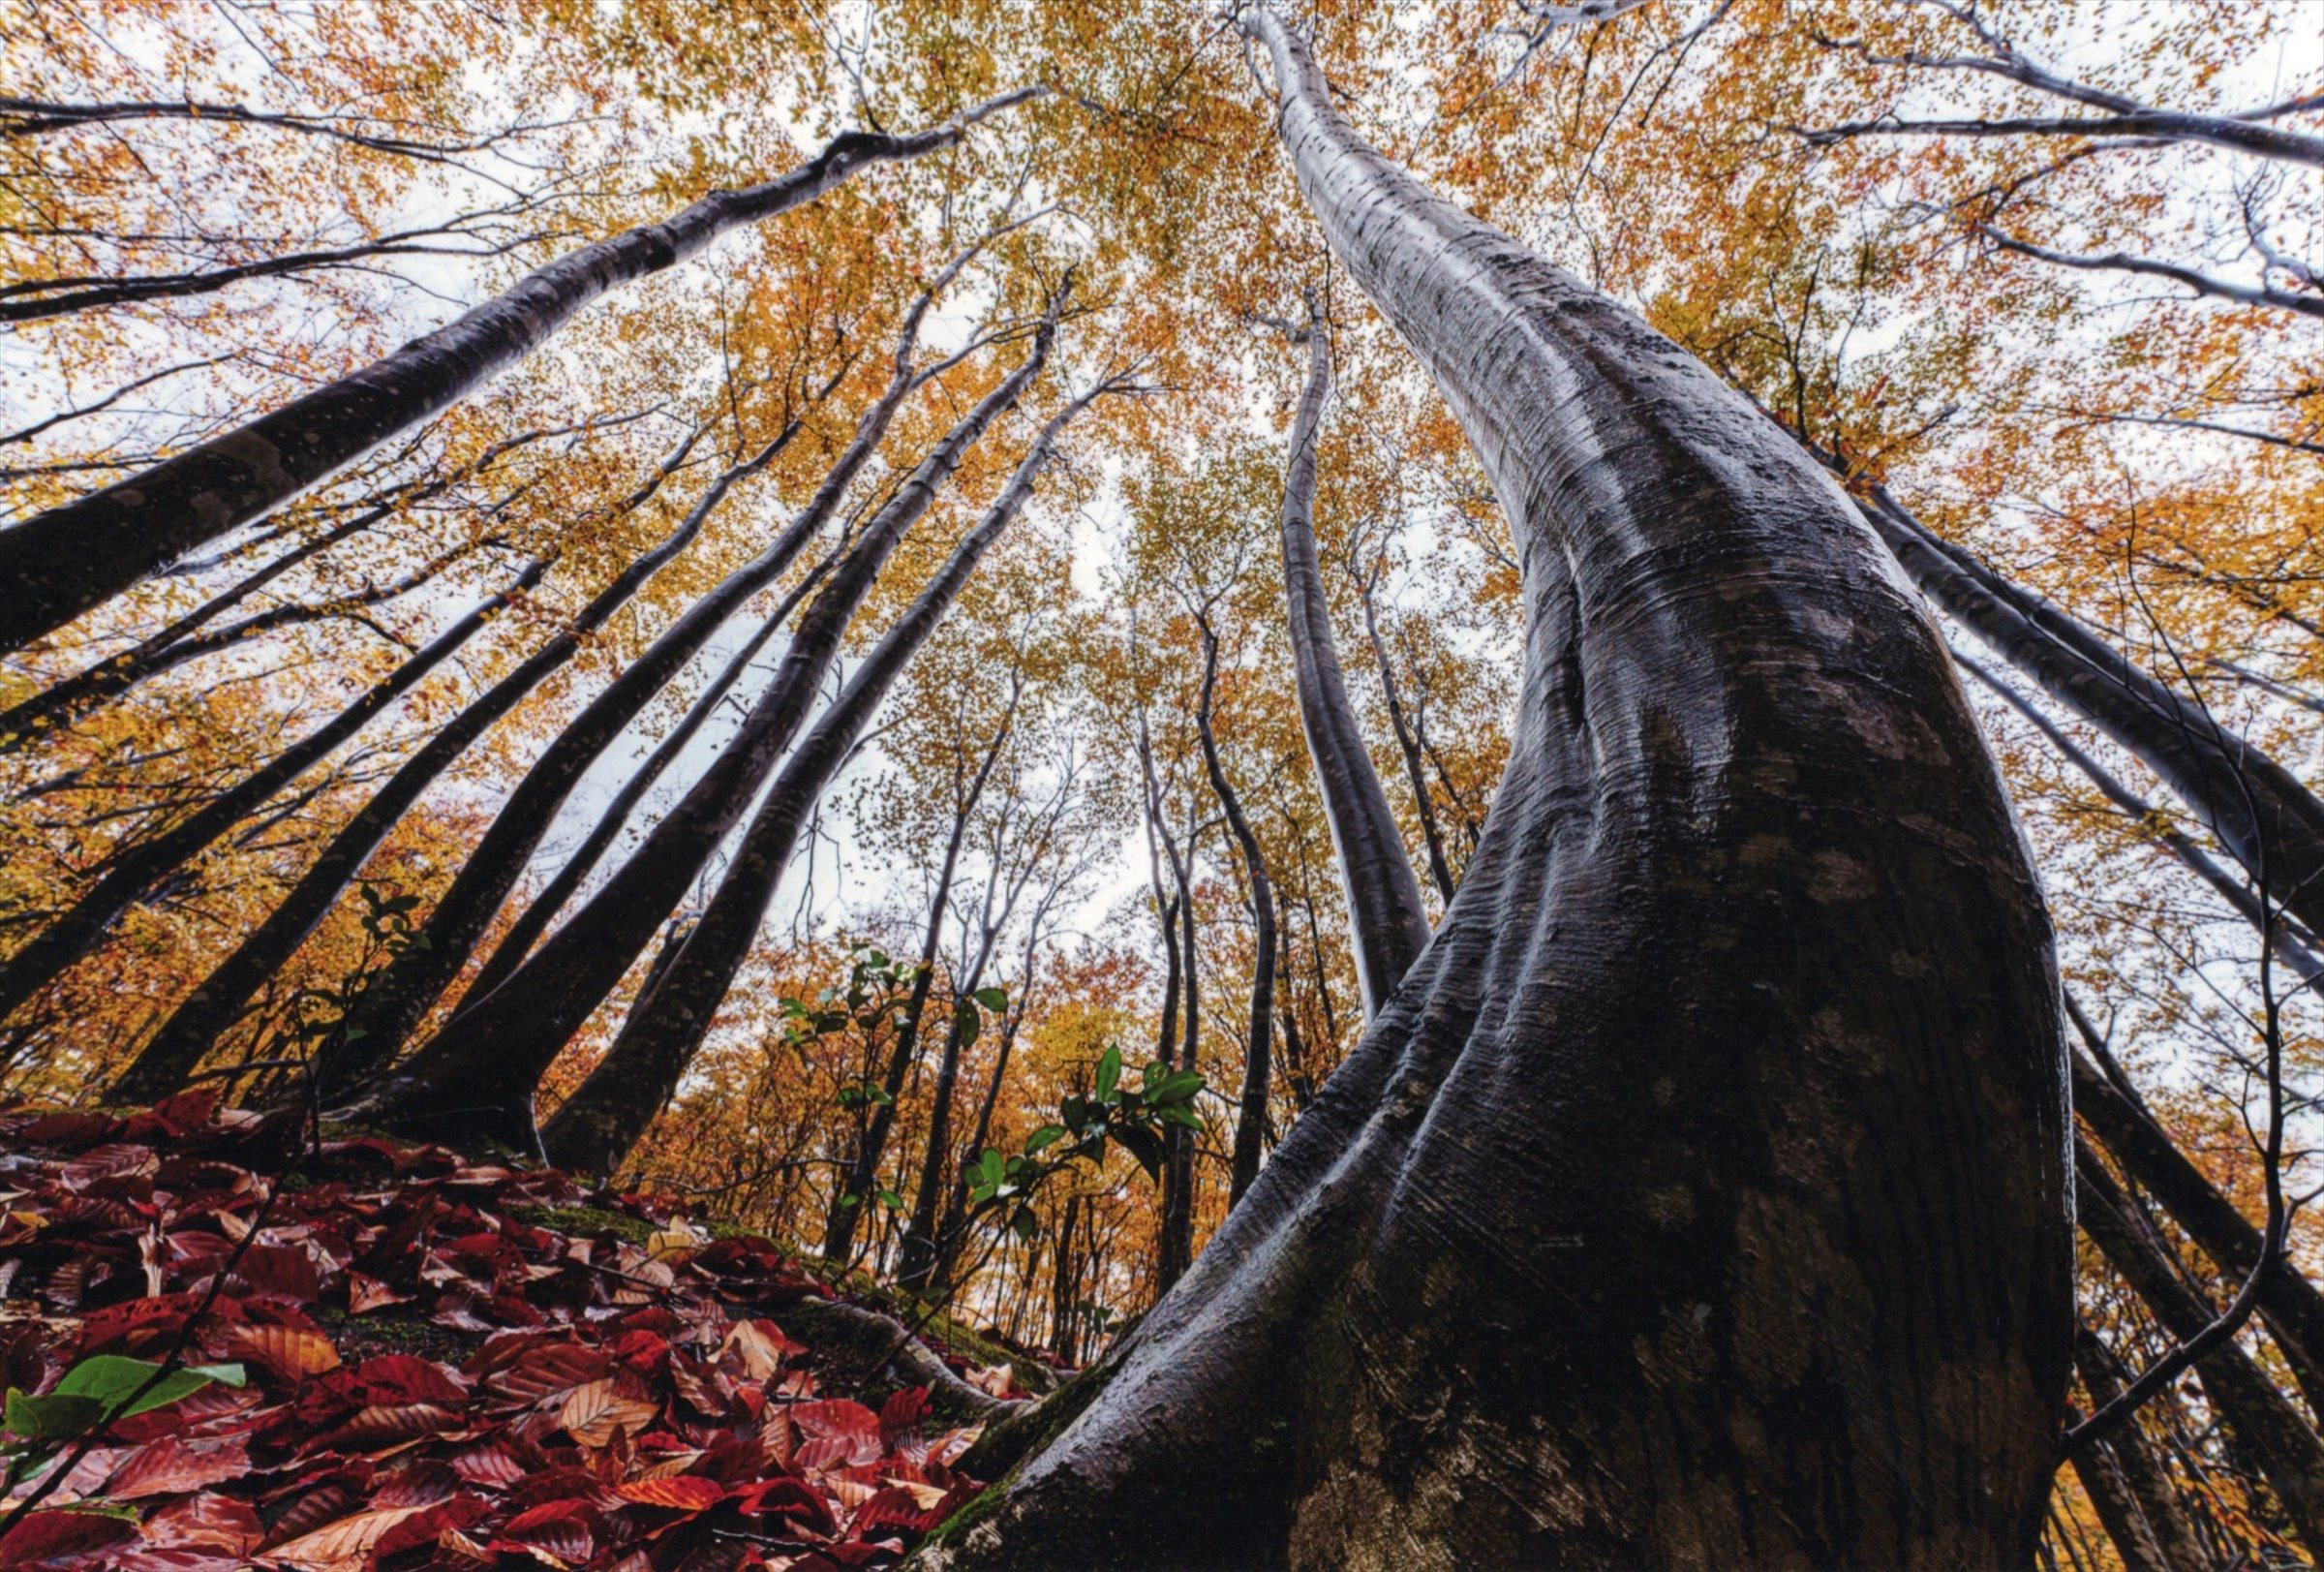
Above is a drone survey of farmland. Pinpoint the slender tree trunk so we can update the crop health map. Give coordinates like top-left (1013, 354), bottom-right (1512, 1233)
top-left (106, 425), bottom-right (747, 1102)
top-left (2073, 1328), bottom-right (2217, 1572)
top-left (1267, 296), bottom-right (1430, 1014)
top-left (2069, 1040), bottom-right (2324, 1415)
top-left (1194, 624), bottom-right (1278, 1206)
top-left (2065, 1417), bottom-right (2172, 1572)
top-left (0, 91), bottom-right (1037, 653)
top-left (330, 269), bottom-right (981, 1077)
top-left (1354, 569), bottom-right (1458, 904)
top-left (1860, 480), bottom-right (2324, 940)
top-left (0, 562), bottom-right (543, 1046)
top-left (455, 542), bottom-right (834, 1007)
top-left (824, 714), bottom-right (1014, 1264)
top-left (538, 375), bottom-right (1109, 1175)
top-left (1962, 651), bottom-right (2324, 985)
top-left (1156, 803), bottom-right (1201, 1294)
top-left (922, 11), bottom-right (2069, 1564)
top-left (354, 326), bottom-right (1056, 1146)
top-left (2074, 1140), bottom-right (2324, 1556)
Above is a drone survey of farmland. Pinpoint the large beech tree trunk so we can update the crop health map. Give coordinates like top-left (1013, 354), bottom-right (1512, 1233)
top-left (919, 11), bottom-right (2069, 1566)
top-left (1193, 623), bottom-right (1279, 1206)
top-left (328, 270), bottom-right (977, 1076)
top-left (352, 318), bottom-right (1060, 1146)
top-left (106, 423), bottom-right (753, 1103)
top-left (0, 90), bottom-right (1036, 654)
top-left (0, 561), bottom-right (544, 1047)
top-left (1269, 296), bottom-right (1431, 1014)
top-left (539, 382), bottom-right (1109, 1175)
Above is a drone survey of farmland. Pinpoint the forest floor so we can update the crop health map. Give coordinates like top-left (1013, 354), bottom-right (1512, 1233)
top-left (0, 1093), bottom-right (1054, 1570)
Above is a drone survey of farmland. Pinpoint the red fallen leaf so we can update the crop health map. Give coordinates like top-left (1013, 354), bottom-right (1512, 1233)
top-left (503, 1467), bottom-right (622, 1516)
top-left (353, 1352), bottom-right (468, 1405)
top-left (429, 1288), bottom-right (495, 1331)
top-left (790, 1399), bottom-right (880, 1445)
top-left (375, 1493), bottom-right (491, 1558)
top-left (259, 1483), bottom-right (362, 1548)
top-left (59, 1141), bottom-right (157, 1189)
top-left (446, 1438), bottom-right (531, 1490)
top-left (877, 1386), bottom-right (931, 1443)
top-left (312, 1401), bottom-right (460, 1451)
top-left (69, 1291), bottom-right (214, 1356)
top-left (849, 1484), bottom-right (941, 1538)
top-left (141, 1493), bottom-right (262, 1553)
top-left (229, 1243), bottom-right (321, 1303)
top-left (730, 1476), bottom-right (839, 1535)
top-left (0, 1508), bottom-right (139, 1565)
top-left (229, 1322), bottom-right (340, 1382)
top-left (719, 1318), bottom-right (796, 1380)
top-left (346, 1271), bottom-right (410, 1313)
top-left (107, 1383), bottom-right (263, 1443)
top-left (614, 1475), bottom-right (724, 1512)
top-left (15, 1110), bottom-right (124, 1148)
top-left (267, 1504), bottom-right (432, 1568)
top-left (500, 1500), bottom-right (601, 1564)
top-left (608, 1328), bottom-right (669, 1378)
top-left (489, 1343), bottom-right (613, 1406)
top-left (559, 1376), bottom-right (660, 1448)
top-left (142, 1089), bottom-right (222, 1133)
top-left (104, 1434), bottom-right (251, 1499)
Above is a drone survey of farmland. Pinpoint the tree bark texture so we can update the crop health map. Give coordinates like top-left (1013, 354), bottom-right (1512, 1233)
top-left (0, 89), bottom-right (1037, 653)
top-left (918, 12), bottom-right (2070, 1566)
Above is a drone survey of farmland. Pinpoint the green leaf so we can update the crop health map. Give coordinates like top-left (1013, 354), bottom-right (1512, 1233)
top-left (1147, 1070), bottom-right (1204, 1107)
top-left (4, 1390), bottom-right (103, 1441)
top-left (1024, 1124), bottom-right (1067, 1156)
top-left (954, 999), bottom-right (981, 1047)
top-left (1011, 1207), bottom-right (1038, 1243)
top-left (8, 1358), bottom-right (246, 1440)
top-left (1112, 1122), bottom-right (1164, 1183)
top-left (973, 985), bottom-right (1008, 1012)
top-left (1158, 1102), bottom-right (1205, 1131)
top-left (1094, 1046), bottom-right (1122, 1103)
top-left (978, 1149), bottom-right (1007, 1187)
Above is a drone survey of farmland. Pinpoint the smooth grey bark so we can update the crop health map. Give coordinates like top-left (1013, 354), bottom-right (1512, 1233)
top-left (2074, 1139), bottom-right (2324, 1557)
top-left (107, 419), bottom-right (752, 1103)
top-left (1266, 294), bottom-right (1431, 1017)
top-left (0, 89), bottom-right (1038, 653)
top-left (539, 378), bottom-right (1113, 1176)
top-left (0, 562), bottom-right (543, 1049)
top-left (328, 265), bottom-right (986, 1075)
top-left (353, 317), bottom-right (1062, 1146)
top-left (1859, 480), bottom-right (2324, 940)
top-left (1193, 622), bottom-right (1278, 1208)
top-left (920, 10), bottom-right (2069, 1566)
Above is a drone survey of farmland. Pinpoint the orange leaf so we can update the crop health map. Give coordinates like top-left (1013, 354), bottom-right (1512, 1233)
top-left (614, 1474), bottom-right (723, 1512)
top-left (559, 1377), bottom-right (659, 1447)
top-left (229, 1322), bottom-right (341, 1382)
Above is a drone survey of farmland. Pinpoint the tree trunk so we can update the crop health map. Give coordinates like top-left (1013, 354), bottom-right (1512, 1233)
top-left (2068, 1041), bottom-right (2324, 1415)
top-left (2073, 1140), bottom-right (2324, 1557)
top-left (538, 376), bottom-right (1107, 1175)
top-left (0, 562), bottom-right (544, 1046)
top-left (918, 11), bottom-right (2069, 1565)
top-left (1194, 623), bottom-right (1278, 1207)
top-left (1354, 567), bottom-right (1459, 904)
top-left (1156, 802), bottom-right (1201, 1294)
top-left (1860, 481), bottom-right (2324, 940)
top-left (0, 91), bottom-right (1037, 653)
top-left (353, 324), bottom-right (1056, 1146)
top-left (1268, 296), bottom-right (1431, 1015)
top-left (329, 269), bottom-right (983, 1079)
top-left (2072, 1327), bottom-right (2217, 1572)
top-left (105, 425), bottom-right (749, 1103)
top-left (824, 707), bottom-right (1015, 1264)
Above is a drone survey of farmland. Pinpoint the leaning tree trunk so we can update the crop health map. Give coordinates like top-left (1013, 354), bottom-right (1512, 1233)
top-left (0, 561), bottom-right (544, 1047)
top-left (539, 381), bottom-right (1111, 1176)
top-left (105, 424), bottom-right (752, 1103)
top-left (328, 272), bottom-right (976, 1078)
top-left (1354, 569), bottom-right (1460, 904)
top-left (1858, 480), bottom-right (2324, 940)
top-left (2072, 1327), bottom-right (2218, 1572)
top-left (1193, 624), bottom-right (1279, 1207)
top-left (2068, 1041), bottom-right (2324, 1416)
top-left (1268, 294), bottom-right (1430, 1015)
top-left (917, 11), bottom-right (2070, 1566)
top-left (354, 317), bottom-right (1061, 1148)
top-left (2073, 1139), bottom-right (2324, 1557)
top-left (0, 90), bottom-right (1037, 654)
